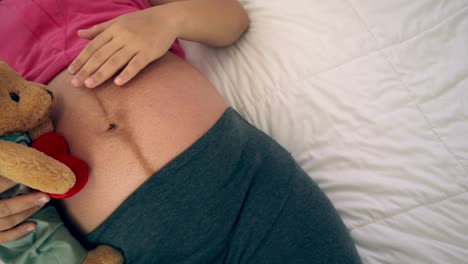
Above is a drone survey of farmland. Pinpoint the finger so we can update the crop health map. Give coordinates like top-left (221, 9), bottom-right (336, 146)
top-left (0, 177), bottom-right (16, 193)
top-left (77, 19), bottom-right (115, 40)
top-left (0, 192), bottom-right (49, 218)
top-left (72, 41), bottom-right (124, 88)
top-left (0, 222), bottom-right (36, 244)
top-left (0, 206), bottom-right (42, 232)
top-left (68, 30), bottom-right (113, 75)
top-left (115, 52), bottom-right (151, 86)
top-left (85, 48), bottom-right (136, 88)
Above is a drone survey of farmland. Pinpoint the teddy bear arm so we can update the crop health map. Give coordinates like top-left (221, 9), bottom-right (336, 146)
top-left (0, 141), bottom-right (75, 194)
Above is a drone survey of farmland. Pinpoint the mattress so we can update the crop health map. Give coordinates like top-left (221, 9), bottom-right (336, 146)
top-left (180, 0), bottom-right (468, 263)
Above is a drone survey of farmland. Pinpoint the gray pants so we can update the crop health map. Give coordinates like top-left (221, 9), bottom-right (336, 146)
top-left (86, 108), bottom-right (361, 264)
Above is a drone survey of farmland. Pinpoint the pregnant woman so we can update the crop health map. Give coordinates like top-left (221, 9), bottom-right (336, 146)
top-left (0, 0), bottom-right (361, 263)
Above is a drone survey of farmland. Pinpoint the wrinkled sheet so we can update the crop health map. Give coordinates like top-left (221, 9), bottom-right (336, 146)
top-left (181, 0), bottom-right (468, 263)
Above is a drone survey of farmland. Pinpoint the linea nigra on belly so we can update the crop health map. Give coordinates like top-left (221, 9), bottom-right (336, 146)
top-left (92, 92), bottom-right (155, 176)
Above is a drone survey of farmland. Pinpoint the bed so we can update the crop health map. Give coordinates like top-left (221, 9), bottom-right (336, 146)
top-left (180, 0), bottom-right (468, 263)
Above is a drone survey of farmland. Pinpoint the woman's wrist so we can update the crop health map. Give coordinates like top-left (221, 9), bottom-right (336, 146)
top-left (151, 0), bottom-right (249, 47)
top-left (148, 2), bottom-right (187, 40)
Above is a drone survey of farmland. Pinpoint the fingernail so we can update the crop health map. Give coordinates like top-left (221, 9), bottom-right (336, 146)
top-left (25, 225), bottom-right (35, 233)
top-left (71, 77), bottom-right (81, 87)
top-left (68, 65), bottom-right (76, 74)
top-left (115, 76), bottom-right (123, 85)
top-left (85, 77), bottom-right (96, 88)
top-left (38, 195), bottom-right (50, 204)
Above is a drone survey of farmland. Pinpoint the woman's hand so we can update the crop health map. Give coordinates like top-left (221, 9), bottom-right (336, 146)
top-left (0, 177), bottom-right (50, 244)
top-left (68, 6), bottom-right (181, 88)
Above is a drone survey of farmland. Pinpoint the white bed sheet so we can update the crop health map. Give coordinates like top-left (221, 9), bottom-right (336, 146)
top-left (181, 0), bottom-right (468, 263)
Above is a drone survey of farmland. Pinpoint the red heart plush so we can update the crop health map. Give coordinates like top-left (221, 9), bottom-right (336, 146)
top-left (32, 132), bottom-right (89, 199)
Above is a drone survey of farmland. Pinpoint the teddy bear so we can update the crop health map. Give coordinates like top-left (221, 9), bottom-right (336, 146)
top-left (0, 59), bottom-right (124, 264)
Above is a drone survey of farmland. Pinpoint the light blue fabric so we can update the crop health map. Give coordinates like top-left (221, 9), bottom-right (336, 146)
top-left (0, 132), bottom-right (32, 146)
top-left (0, 206), bottom-right (87, 264)
top-left (0, 135), bottom-right (88, 263)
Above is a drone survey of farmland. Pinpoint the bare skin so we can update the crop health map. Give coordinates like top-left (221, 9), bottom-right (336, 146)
top-left (0, 178), bottom-right (49, 243)
top-left (0, 0), bottom-right (248, 242)
top-left (49, 52), bottom-right (227, 234)
top-left (69, 0), bottom-right (249, 88)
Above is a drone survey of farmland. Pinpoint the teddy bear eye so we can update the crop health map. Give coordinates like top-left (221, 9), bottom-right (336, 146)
top-left (9, 92), bottom-right (20, 102)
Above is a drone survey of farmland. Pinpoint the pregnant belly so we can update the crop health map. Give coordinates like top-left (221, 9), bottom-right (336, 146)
top-left (47, 52), bottom-right (227, 234)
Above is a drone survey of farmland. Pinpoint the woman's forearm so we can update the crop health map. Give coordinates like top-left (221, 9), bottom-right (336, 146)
top-left (152, 0), bottom-right (249, 47)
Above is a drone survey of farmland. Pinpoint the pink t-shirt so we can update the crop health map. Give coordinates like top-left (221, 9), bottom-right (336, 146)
top-left (0, 0), bottom-right (185, 84)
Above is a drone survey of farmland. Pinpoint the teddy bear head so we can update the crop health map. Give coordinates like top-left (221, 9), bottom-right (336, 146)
top-left (0, 59), bottom-right (53, 137)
